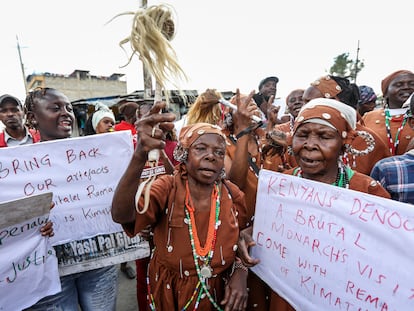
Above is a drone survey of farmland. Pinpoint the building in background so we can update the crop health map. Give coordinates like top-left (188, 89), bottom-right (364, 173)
top-left (26, 69), bottom-right (127, 102)
top-left (24, 69), bottom-right (234, 136)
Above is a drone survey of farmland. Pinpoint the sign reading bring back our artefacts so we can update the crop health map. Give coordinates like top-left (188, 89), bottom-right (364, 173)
top-left (0, 132), bottom-right (150, 276)
top-left (252, 169), bottom-right (414, 311)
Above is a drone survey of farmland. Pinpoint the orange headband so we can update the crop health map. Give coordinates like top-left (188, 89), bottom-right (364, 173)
top-left (179, 123), bottom-right (226, 148)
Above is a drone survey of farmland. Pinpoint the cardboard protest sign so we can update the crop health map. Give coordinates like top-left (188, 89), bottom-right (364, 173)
top-left (251, 169), bottom-right (414, 311)
top-left (0, 192), bottom-right (60, 310)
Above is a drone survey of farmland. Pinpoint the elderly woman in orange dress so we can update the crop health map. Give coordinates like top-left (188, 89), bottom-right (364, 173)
top-left (111, 102), bottom-right (249, 311)
top-left (301, 75), bottom-right (391, 175)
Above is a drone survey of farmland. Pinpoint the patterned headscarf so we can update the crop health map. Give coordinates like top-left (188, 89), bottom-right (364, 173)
top-left (311, 75), bottom-right (342, 98)
top-left (293, 98), bottom-right (357, 145)
top-left (358, 85), bottom-right (377, 105)
top-left (381, 70), bottom-right (413, 96)
top-left (174, 123), bottom-right (226, 162)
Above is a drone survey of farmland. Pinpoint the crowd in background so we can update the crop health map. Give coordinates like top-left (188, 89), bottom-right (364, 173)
top-left (1, 69), bottom-right (413, 310)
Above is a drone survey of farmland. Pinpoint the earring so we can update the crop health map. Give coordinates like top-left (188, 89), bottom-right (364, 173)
top-left (348, 131), bottom-right (375, 156)
top-left (220, 168), bottom-right (226, 180)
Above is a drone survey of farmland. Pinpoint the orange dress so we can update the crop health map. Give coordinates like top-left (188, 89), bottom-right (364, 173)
top-left (344, 122), bottom-right (391, 175)
top-left (255, 168), bottom-right (391, 311)
top-left (123, 167), bottom-right (247, 310)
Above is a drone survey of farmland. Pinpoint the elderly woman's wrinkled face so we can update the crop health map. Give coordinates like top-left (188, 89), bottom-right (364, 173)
top-left (185, 133), bottom-right (226, 185)
top-left (292, 122), bottom-right (343, 179)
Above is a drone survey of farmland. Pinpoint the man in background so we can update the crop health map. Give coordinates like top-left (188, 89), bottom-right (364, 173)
top-left (253, 76), bottom-right (279, 117)
top-left (0, 94), bottom-right (40, 147)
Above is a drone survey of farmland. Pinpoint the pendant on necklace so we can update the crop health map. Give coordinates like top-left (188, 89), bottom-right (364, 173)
top-left (200, 265), bottom-right (212, 279)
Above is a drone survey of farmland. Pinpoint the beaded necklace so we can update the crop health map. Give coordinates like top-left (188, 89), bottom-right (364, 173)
top-left (293, 163), bottom-right (350, 189)
top-left (289, 113), bottom-right (295, 135)
top-left (182, 181), bottom-right (222, 310)
top-left (384, 108), bottom-right (409, 155)
top-left (147, 182), bottom-right (223, 311)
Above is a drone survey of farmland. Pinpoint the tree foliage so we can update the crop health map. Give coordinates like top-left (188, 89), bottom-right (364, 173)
top-left (329, 52), bottom-right (364, 82)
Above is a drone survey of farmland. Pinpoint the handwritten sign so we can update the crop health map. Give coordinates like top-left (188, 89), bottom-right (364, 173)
top-left (0, 131), bottom-right (133, 245)
top-left (0, 193), bottom-right (60, 311)
top-left (0, 132), bottom-right (150, 277)
top-left (251, 169), bottom-right (414, 311)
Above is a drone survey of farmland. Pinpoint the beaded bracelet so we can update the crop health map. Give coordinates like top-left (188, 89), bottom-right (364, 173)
top-left (235, 126), bottom-right (254, 139)
top-left (234, 261), bottom-right (248, 272)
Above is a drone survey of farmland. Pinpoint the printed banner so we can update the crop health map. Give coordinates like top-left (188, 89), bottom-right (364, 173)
top-left (251, 169), bottom-right (414, 311)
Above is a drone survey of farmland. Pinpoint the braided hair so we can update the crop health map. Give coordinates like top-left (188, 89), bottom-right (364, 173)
top-left (24, 87), bottom-right (55, 129)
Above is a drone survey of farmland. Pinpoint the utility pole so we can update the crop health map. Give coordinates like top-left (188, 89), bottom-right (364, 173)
top-left (16, 35), bottom-right (28, 94)
top-left (354, 40), bottom-right (360, 84)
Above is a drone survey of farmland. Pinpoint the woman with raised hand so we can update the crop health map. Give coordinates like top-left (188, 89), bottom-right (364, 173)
top-left (112, 101), bottom-right (249, 310)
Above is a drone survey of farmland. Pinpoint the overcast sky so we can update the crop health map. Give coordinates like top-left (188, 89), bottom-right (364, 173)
top-left (1, 0), bottom-right (412, 103)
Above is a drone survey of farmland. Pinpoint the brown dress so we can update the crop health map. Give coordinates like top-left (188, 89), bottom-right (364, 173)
top-left (251, 168), bottom-right (391, 311)
top-left (272, 121), bottom-right (297, 170)
top-left (362, 108), bottom-right (414, 155)
top-left (225, 130), bottom-right (279, 311)
top-left (344, 122), bottom-right (391, 175)
top-left (123, 167), bottom-right (247, 310)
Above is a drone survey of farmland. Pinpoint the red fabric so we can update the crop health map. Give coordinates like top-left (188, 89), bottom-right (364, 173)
top-left (0, 128), bottom-right (40, 147)
top-left (115, 121), bottom-right (136, 135)
top-left (164, 140), bottom-right (179, 166)
top-left (0, 132), bottom-right (6, 147)
top-left (30, 129), bottom-right (41, 143)
top-left (135, 256), bottom-right (150, 311)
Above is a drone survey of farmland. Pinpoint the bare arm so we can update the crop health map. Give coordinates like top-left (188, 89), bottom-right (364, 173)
top-left (227, 90), bottom-right (258, 190)
top-left (111, 102), bottom-right (176, 225)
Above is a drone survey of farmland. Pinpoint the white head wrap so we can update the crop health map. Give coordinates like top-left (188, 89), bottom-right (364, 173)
top-left (92, 102), bottom-right (115, 131)
top-left (298, 98), bottom-right (357, 130)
